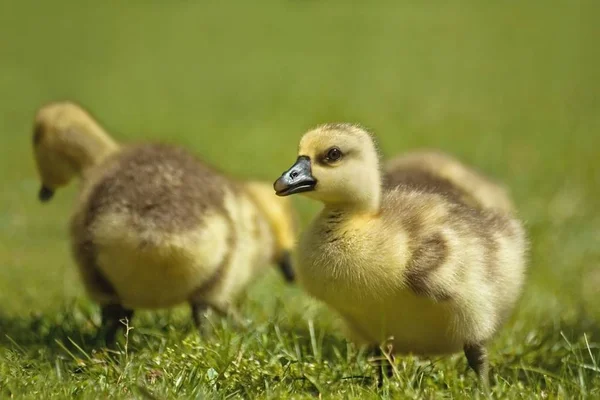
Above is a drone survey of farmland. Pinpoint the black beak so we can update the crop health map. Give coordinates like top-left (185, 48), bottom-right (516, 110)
top-left (273, 156), bottom-right (317, 196)
top-left (277, 251), bottom-right (295, 283)
top-left (38, 186), bottom-right (54, 202)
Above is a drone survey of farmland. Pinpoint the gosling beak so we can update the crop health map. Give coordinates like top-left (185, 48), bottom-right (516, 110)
top-left (38, 185), bottom-right (54, 202)
top-left (273, 156), bottom-right (316, 196)
top-left (277, 251), bottom-right (295, 283)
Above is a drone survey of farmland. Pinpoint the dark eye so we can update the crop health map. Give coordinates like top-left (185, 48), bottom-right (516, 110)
top-left (325, 147), bottom-right (343, 162)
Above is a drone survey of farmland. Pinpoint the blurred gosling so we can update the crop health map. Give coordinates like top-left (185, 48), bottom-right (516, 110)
top-left (273, 123), bottom-right (527, 388)
top-left (32, 101), bottom-right (296, 342)
top-left (384, 149), bottom-right (515, 213)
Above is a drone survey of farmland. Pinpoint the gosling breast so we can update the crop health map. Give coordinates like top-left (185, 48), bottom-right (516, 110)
top-left (71, 144), bottom-right (274, 309)
top-left (297, 188), bottom-right (527, 355)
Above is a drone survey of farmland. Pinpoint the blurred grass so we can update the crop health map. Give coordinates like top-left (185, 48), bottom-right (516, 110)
top-left (0, 0), bottom-right (599, 398)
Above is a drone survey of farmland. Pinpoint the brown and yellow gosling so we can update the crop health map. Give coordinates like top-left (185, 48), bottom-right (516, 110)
top-left (384, 149), bottom-right (515, 213)
top-left (32, 101), bottom-right (297, 342)
top-left (273, 123), bottom-right (527, 388)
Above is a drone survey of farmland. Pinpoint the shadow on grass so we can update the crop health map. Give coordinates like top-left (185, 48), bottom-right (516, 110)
top-left (269, 311), bottom-right (600, 392)
top-left (0, 311), bottom-right (102, 352)
top-left (2, 300), bottom-right (598, 393)
top-left (262, 319), bottom-right (378, 389)
top-left (0, 302), bottom-right (198, 356)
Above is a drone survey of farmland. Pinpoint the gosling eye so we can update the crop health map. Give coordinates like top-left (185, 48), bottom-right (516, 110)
top-left (323, 147), bottom-right (343, 164)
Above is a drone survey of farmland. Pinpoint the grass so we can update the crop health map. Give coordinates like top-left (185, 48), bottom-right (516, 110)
top-left (0, 0), bottom-right (599, 398)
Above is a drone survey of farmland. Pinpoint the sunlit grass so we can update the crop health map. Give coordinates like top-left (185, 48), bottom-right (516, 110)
top-left (0, 0), bottom-right (598, 397)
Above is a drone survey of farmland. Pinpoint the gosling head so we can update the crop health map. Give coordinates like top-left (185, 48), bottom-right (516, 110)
top-left (244, 181), bottom-right (298, 282)
top-left (274, 123), bottom-right (382, 212)
top-left (32, 101), bottom-right (118, 203)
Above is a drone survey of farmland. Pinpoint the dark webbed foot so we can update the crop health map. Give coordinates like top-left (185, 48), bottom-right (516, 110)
top-left (464, 342), bottom-right (490, 390)
top-left (100, 303), bottom-right (134, 345)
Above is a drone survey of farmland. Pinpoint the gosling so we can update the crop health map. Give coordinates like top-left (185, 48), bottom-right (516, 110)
top-left (273, 123), bottom-right (527, 387)
top-left (384, 149), bottom-right (515, 213)
top-left (32, 101), bottom-right (297, 342)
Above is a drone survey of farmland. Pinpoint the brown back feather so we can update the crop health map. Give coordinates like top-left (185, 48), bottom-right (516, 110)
top-left (83, 143), bottom-right (238, 234)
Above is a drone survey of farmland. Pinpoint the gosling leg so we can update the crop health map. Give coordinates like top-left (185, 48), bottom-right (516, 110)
top-left (189, 301), bottom-right (209, 331)
top-left (464, 343), bottom-right (490, 390)
top-left (100, 303), bottom-right (134, 345)
top-left (371, 345), bottom-right (394, 388)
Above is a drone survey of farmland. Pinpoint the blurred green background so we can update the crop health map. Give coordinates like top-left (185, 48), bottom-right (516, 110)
top-left (0, 0), bottom-right (599, 397)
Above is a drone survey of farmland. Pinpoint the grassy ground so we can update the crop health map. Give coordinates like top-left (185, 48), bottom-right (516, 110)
top-left (1, 0), bottom-right (599, 398)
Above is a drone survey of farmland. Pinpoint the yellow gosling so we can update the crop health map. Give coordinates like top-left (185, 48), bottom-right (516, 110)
top-left (32, 101), bottom-right (297, 342)
top-left (273, 123), bottom-right (528, 388)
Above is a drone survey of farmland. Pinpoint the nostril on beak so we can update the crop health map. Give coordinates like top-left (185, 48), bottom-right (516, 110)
top-left (290, 171), bottom-right (299, 180)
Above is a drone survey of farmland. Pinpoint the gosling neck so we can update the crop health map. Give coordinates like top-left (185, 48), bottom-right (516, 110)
top-left (323, 173), bottom-right (383, 217)
top-left (61, 122), bottom-right (119, 173)
top-left (251, 202), bottom-right (279, 265)
top-left (246, 197), bottom-right (277, 260)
